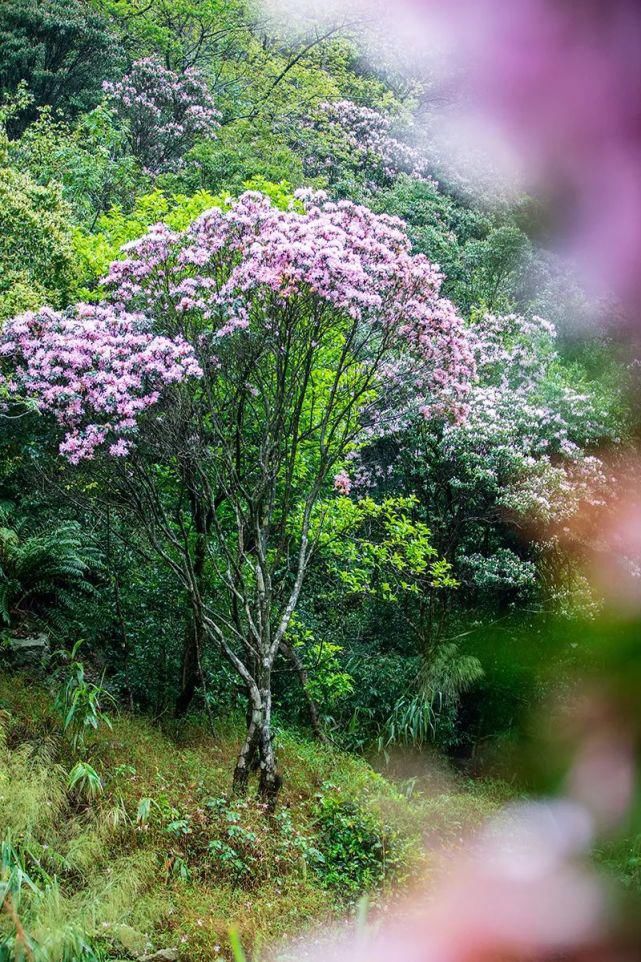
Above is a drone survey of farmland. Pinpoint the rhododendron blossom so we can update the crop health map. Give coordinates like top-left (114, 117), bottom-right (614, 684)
top-left (301, 99), bottom-right (435, 189)
top-left (437, 312), bottom-right (616, 526)
top-left (348, 310), bottom-right (619, 614)
top-left (0, 190), bottom-right (473, 463)
top-left (333, 469), bottom-right (352, 495)
top-left (0, 304), bottom-right (202, 463)
top-left (104, 189), bottom-right (474, 418)
top-left (103, 58), bottom-right (221, 174)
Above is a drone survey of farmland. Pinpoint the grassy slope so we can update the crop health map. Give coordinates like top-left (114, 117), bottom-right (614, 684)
top-left (0, 674), bottom-right (500, 960)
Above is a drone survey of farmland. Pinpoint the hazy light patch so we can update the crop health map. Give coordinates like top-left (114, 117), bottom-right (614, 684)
top-left (258, 0), bottom-right (641, 323)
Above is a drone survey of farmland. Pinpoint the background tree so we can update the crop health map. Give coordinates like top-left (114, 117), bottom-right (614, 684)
top-left (0, 0), bottom-right (123, 134)
top-left (0, 166), bottom-right (77, 321)
top-left (7, 103), bottom-right (143, 225)
top-left (103, 57), bottom-right (221, 174)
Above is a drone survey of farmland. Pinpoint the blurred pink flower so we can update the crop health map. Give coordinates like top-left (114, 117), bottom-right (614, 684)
top-left (297, 799), bottom-right (606, 962)
top-left (409, 0), bottom-right (641, 318)
top-left (552, 454), bottom-right (641, 614)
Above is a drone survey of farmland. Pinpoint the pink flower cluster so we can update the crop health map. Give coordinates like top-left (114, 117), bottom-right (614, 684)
top-left (333, 470), bottom-right (352, 495)
top-left (0, 304), bottom-right (202, 463)
top-left (308, 99), bottom-right (434, 187)
top-left (105, 189), bottom-right (474, 418)
top-left (103, 58), bottom-right (221, 174)
top-left (432, 312), bottom-right (619, 541)
top-left (0, 191), bottom-right (473, 465)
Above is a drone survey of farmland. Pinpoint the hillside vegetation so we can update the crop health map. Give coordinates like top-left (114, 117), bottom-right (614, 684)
top-left (0, 0), bottom-right (636, 958)
top-left (0, 672), bottom-right (502, 960)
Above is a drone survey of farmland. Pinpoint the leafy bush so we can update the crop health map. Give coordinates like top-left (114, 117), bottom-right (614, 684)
top-left (54, 641), bottom-right (114, 752)
top-left (0, 167), bottom-right (77, 320)
top-left (312, 785), bottom-right (406, 896)
top-left (382, 644), bottom-right (484, 752)
top-left (0, 511), bottom-right (99, 630)
top-left (8, 104), bottom-right (143, 225)
top-left (200, 796), bottom-right (324, 889)
top-left (66, 761), bottom-right (103, 801)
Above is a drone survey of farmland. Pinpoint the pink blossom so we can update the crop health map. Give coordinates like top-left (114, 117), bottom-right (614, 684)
top-left (106, 190), bottom-right (475, 420)
top-left (1, 192), bottom-right (476, 463)
top-left (103, 58), bottom-right (221, 174)
top-left (333, 470), bottom-right (352, 495)
top-left (301, 99), bottom-right (437, 189)
top-left (0, 305), bottom-right (203, 461)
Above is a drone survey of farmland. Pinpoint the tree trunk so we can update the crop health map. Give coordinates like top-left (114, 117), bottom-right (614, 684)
top-left (175, 498), bottom-right (210, 717)
top-left (232, 668), bottom-right (282, 810)
top-left (232, 705), bottom-right (260, 794)
top-left (257, 720), bottom-right (281, 812)
top-left (281, 640), bottom-right (329, 743)
top-left (256, 670), bottom-right (281, 811)
top-left (174, 619), bottom-right (199, 717)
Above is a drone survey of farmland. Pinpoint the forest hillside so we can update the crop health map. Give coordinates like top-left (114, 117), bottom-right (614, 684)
top-left (1, 1), bottom-right (640, 960)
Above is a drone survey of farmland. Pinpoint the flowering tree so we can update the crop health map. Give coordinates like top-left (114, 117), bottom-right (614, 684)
top-left (103, 57), bottom-right (221, 174)
top-left (445, 313), bottom-right (614, 519)
top-left (0, 189), bottom-right (473, 805)
top-left (352, 311), bottom-right (618, 615)
top-left (299, 99), bottom-right (433, 192)
top-left (315, 311), bottom-right (620, 751)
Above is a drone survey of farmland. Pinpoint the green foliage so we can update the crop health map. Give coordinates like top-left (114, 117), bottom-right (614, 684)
top-left (462, 224), bottom-right (531, 311)
top-left (98, 0), bottom-right (248, 72)
top-left (8, 104), bottom-right (143, 224)
top-left (66, 761), bottom-right (103, 800)
top-left (313, 495), bottom-right (458, 601)
top-left (303, 641), bottom-right (354, 710)
top-left (311, 785), bottom-right (406, 896)
top-left (54, 641), bottom-right (114, 752)
top-left (285, 615), bottom-right (353, 713)
top-left (0, 0), bottom-right (122, 131)
top-left (0, 511), bottom-right (99, 630)
top-left (183, 129), bottom-right (307, 196)
top-left (1, 831), bottom-right (39, 910)
top-left (201, 795), bottom-right (324, 889)
top-left (334, 654), bottom-right (421, 753)
top-left (0, 712), bottom-right (104, 961)
top-left (0, 166), bottom-right (77, 319)
top-left (73, 179), bottom-right (296, 290)
top-left (376, 175), bottom-right (532, 313)
top-left (382, 644), bottom-right (484, 751)
top-left (0, 81), bottom-right (31, 161)
top-left (0, 717), bottom-right (66, 841)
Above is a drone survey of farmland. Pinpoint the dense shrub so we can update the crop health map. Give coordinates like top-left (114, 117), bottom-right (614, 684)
top-left (0, 166), bottom-right (77, 319)
top-left (8, 104), bottom-right (143, 225)
top-left (0, 0), bottom-right (122, 132)
top-left (312, 786), bottom-right (406, 896)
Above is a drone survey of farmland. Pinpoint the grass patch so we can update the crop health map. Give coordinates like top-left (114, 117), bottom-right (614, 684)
top-left (0, 675), bottom-right (504, 960)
